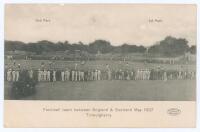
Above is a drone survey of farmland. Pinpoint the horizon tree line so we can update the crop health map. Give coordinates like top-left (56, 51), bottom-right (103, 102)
top-left (5, 36), bottom-right (196, 57)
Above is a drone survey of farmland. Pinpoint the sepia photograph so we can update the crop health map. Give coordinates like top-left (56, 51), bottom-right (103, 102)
top-left (4, 4), bottom-right (196, 101)
top-left (3, 3), bottom-right (198, 128)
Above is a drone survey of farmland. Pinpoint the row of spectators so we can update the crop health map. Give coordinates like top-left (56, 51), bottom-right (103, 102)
top-left (5, 68), bottom-right (196, 82)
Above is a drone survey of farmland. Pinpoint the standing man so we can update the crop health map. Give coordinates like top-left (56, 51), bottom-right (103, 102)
top-left (178, 69), bottom-right (182, 80)
top-left (61, 70), bottom-right (65, 81)
top-left (91, 69), bottom-right (94, 81)
top-left (7, 69), bottom-right (12, 81)
top-left (97, 69), bottom-right (101, 81)
top-left (41, 70), bottom-right (44, 81)
top-left (15, 69), bottom-right (20, 81)
top-left (65, 68), bottom-right (70, 81)
top-left (126, 70), bottom-right (130, 80)
top-left (12, 69), bottom-right (16, 82)
top-left (156, 66), bottom-right (161, 80)
top-left (88, 70), bottom-right (92, 81)
top-left (78, 70), bottom-right (81, 81)
top-left (80, 70), bottom-right (84, 81)
top-left (191, 71), bottom-right (195, 80)
top-left (29, 69), bottom-right (33, 79)
top-left (147, 69), bottom-right (151, 80)
top-left (53, 70), bottom-right (56, 82)
top-left (38, 69), bottom-right (41, 82)
top-left (43, 69), bottom-right (47, 81)
top-left (93, 69), bottom-right (97, 81)
top-left (71, 70), bottom-right (75, 81)
top-left (108, 69), bottom-right (112, 80)
top-left (163, 69), bottom-right (167, 81)
top-left (119, 69), bottom-right (122, 80)
top-left (75, 69), bottom-right (78, 81)
top-left (47, 70), bottom-right (51, 82)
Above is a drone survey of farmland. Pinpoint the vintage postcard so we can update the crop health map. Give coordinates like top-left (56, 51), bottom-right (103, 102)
top-left (4, 4), bottom-right (196, 127)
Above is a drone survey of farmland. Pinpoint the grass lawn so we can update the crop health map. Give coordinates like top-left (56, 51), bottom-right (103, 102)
top-left (4, 80), bottom-right (195, 101)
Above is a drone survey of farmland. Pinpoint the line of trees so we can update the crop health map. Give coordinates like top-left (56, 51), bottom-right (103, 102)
top-left (148, 36), bottom-right (195, 56)
top-left (5, 36), bottom-right (196, 57)
top-left (5, 39), bottom-right (146, 54)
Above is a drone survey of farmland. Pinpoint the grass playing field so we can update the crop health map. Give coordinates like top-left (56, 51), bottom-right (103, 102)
top-left (4, 80), bottom-right (195, 101)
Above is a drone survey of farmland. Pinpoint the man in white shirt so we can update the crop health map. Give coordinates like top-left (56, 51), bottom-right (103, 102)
top-left (61, 71), bottom-right (65, 81)
top-left (12, 70), bottom-right (16, 82)
top-left (15, 70), bottom-right (19, 81)
top-left (7, 69), bottom-right (12, 81)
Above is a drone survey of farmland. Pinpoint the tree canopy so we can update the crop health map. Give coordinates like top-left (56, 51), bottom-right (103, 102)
top-left (5, 36), bottom-right (194, 56)
top-left (5, 39), bottom-right (146, 55)
top-left (148, 36), bottom-right (190, 57)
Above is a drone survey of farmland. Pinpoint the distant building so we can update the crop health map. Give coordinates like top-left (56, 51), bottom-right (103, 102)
top-left (184, 52), bottom-right (196, 61)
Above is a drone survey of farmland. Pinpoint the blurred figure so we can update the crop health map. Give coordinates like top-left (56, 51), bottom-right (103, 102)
top-left (71, 70), bottom-right (75, 81)
top-left (163, 69), bottom-right (167, 82)
top-left (43, 69), bottom-right (47, 81)
top-left (15, 69), bottom-right (19, 81)
top-left (18, 64), bottom-right (21, 69)
top-left (47, 70), bottom-right (51, 81)
top-left (38, 69), bottom-right (41, 82)
top-left (65, 68), bottom-right (70, 81)
top-left (97, 69), bottom-right (101, 81)
top-left (94, 69), bottom-right (98, 81)
top-left (61, 71), bottom-right (65, 81)
top-left (12, 69), bottom-right (16, 82)
top-left (29, 69), bottom-right (33, 79)
top-left (7, 69), bottom-right (12, 81)
top-left (53, 70), bottom-right (56, 82)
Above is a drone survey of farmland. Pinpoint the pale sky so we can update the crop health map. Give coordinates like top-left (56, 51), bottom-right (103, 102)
top-left (5, 4), bottom-right (197, 46)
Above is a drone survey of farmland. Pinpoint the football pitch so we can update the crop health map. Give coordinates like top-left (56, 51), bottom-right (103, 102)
top-left (4, 80), bottom-right (195, 101)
